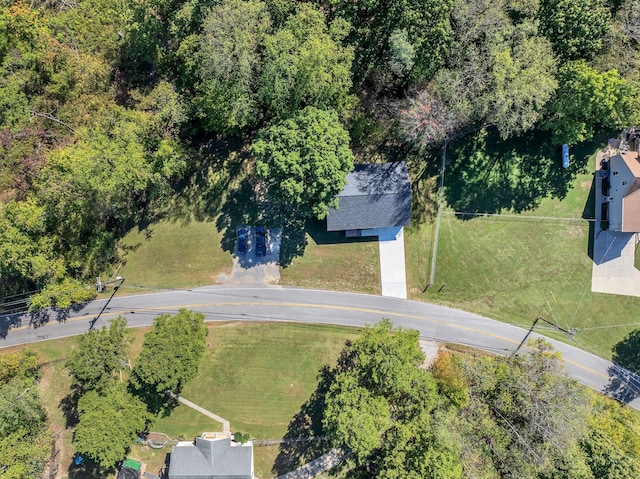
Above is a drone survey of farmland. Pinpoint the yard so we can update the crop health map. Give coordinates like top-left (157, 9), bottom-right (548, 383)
top-left (9, 322), bottom-right (359, 479)
top-left (111, 127), bottom-right (640, 360)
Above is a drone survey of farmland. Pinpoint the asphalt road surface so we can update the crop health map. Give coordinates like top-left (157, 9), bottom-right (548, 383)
top-left (2, 285), bottom-right (639, 409)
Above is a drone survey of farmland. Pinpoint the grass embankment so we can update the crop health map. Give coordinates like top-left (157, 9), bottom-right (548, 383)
top-left (15, 322), bottom-right (358, 479)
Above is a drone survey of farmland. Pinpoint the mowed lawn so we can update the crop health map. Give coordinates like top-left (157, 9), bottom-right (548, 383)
top-left (406, 131), bottom-right (640, 359)
top-left (279, 221), bottom-right (381, 295)
top-left (152, 322), bottom-right (359, 478)
top-left (117, 218), bottom-right (232, 290)
top-left (3, 322), bottom-right (358, 478)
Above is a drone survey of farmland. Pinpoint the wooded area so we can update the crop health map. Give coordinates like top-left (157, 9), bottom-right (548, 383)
top-left (2, 0), bottom-right (640, 305)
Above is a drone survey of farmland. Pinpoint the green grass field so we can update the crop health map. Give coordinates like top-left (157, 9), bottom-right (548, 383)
top-left (6, 322), bottom-right (358, 478)
top-left (406, 131), bottom-right (640, 359)
top-left (111, 128), bottom-right (640, 360)
top-left (117, 218), bottom-right (232, 290)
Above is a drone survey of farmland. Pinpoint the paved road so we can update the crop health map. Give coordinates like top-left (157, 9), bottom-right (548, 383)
top-left (2, 285), bottom-right (639, 409)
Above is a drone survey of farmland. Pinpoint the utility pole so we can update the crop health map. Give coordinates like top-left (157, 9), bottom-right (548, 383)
top-left (90, 277), bottom-right (125, 330)
top-left (429, 139), bottom-right (448, 286)
top-left (513, 316), bottom-right (576, 356)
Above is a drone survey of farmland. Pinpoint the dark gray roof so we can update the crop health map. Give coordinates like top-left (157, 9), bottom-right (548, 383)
top-left (168, 437), bottom-right (253, 479)
top-left (326, 162), bottom-right (412, 231)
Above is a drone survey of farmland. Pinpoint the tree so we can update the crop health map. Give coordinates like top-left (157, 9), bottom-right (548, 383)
top-left (194, 0), bottom-right (271, 133)
top-left (459, 339), bottom-right (590, 477)
top-left (539, 0), bottom-right (610, 60)
top-left (129, 309), bottom-right (208, 406)
top-left (258, 5), bottom-right (355, 120)
top-left (251, 106), bottom-right (354, 220)
top-left (544, 61), bottom-right (640, 144)
top-left (489, 33), bottom-right (557, 138)
top-left (66, 316), bottom-right (130, 392)
top-left (0, 350), bottom-right (50, 479)
top-left (73, 385), bottom-right (149, 468)
top-left (330, 0), bottom-right (453, 85)
top-left (322, 320), bottom-right (445, 471)
top-left (612, 329), bottom-right (640, 374)
top-left (581, 392), bottom-right (640, 478)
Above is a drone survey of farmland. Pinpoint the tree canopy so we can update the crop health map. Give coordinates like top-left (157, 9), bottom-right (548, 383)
top-left (73, 385), bottom-right (149, 468)
top-left (252, 106), bottom-right (354, 220)
top-left (129, 309), bottom-right (208, 409)
top-left (66, 316), bottom-right (130, 393)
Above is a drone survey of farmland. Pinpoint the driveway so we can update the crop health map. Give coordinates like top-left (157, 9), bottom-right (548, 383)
top-left (377, 227), bottom-right (408, 299)
top-left (217, 227), bottom-right (282, 285)
top-left (591, 151), bottom-right (640, 297)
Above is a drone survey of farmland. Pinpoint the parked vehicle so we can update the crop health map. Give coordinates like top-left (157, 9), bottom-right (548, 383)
top-left (255, 227), bottom-right (267, 256)
top-left (237, 227), bottom-right (248, 253)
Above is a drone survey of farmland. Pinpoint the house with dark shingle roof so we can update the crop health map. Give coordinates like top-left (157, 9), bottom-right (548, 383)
top-left (326, 162), bottom-right (412, 236)
top-left (603, 129), bottom-right (640, 233)
top-left (168, 433), bottom-right (254, 479)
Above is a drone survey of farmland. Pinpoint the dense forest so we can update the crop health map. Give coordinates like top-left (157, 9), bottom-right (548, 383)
top-left (2, 0), bottom-right (640, 306)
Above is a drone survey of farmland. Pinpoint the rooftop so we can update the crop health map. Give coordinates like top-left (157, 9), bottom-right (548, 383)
top-left (326, 162), bottom-right (412, 231)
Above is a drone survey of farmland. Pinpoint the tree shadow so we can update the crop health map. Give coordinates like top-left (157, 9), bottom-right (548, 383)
top-left (67, 455), bottom-right (113, 479)
top-left (60, 385), bottom-right (83, 429)
top-left (272, 365), bottom-right (337, 476)
top-left (443, 129), bottom-right (610, 217)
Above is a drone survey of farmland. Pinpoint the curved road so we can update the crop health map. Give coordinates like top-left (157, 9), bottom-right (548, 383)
top-left (2, 285), bottom-right (639, 409)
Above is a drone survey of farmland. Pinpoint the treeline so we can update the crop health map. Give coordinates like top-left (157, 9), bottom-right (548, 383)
top-left (2, 0), bottom-right (640, 303)
top-left (315, 320), bottom-right (640, 479)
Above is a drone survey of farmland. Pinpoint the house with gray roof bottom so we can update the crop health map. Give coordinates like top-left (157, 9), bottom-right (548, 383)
top-left (326, 162), bottom-right (411, 237)
top-left (168, 433), bottom-right (254, 479)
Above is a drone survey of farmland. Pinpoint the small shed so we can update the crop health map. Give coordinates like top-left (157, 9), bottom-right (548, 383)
top-left (118, 459), bottom-right (142, 479)
top-left (326, 162), bottom-right (412, 237)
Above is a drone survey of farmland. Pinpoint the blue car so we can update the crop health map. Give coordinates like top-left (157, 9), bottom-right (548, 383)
top-left (562, 144), bottom-right (569, 168)
top-left (255, 227), bottom-right (267, 256)
top-left (237, 227), bottom-right (248, 254)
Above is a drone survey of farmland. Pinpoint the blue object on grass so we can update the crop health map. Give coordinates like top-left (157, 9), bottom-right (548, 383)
top-left (74, 455), bottom-right (84, 466)
top-left (562, 144), bottom-right (569, 168)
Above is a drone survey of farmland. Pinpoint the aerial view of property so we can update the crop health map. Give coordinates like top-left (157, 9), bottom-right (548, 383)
top-left (3, 0), bottom-right (640, 478)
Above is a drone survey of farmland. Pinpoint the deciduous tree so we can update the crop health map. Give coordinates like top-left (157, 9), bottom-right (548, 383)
top-left (258, 5), bottom-right (355, 120)
top-left (73, 385), bottom-right (149, 468)
top-left (252, 106), bottom-right (354, 220)
top-left (66, 316), bottom-right (130, 392)
top-left (129, 309), bottom-right (208, 407)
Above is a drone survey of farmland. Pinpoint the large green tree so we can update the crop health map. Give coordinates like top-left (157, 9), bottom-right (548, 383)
top-left (539, 0), bottom-right (610, 60)
top-left (329, 0), bottom-right (453, 85)
top-left (258, 4), bottom-right (355, 120)
top-left (73, 385), bottom-right (149, 468)
top-left (66, 316), bottom-right (130, 393)
top-left (129, 309), bottom-right (208, 408)
top-left (251, 106), bottom-right (354, 220)
top-left (194, 0), bottom-right (271, 133)
top-left (0, 350), bottom-right (50, 479)
top-left (321, 320), bottom-right (455, 474)
top-left (544, 60), bottom-right (640, 144)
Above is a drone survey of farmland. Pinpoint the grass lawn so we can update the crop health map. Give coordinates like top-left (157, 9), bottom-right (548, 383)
top-left (279, 220), bottom-right (381, 294)
top-left (2, 322), bottom-right (358, 478)
top-left (406, 130), bottom-right (640, 359)
top-left (139, 321), bottom-right (359, 478)
top-left (116, 218), bottom-right (232, 291)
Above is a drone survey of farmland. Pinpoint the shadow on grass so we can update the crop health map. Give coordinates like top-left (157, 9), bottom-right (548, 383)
top-left (216, 179), bottom-right (311, 267)
top-left (444, 128), bottom-right (611, 217)
top-left (67, 459), bottom-right (113, 479)
top-left (272, 365), bottom-right (337, 476)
